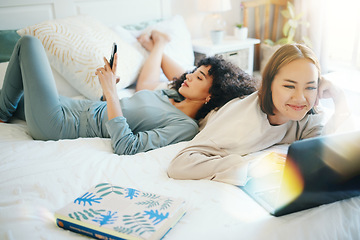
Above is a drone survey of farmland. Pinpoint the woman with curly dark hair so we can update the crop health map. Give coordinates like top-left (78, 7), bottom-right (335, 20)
top-left (0, 30), bottom-right (256, 155)
top-left (169, 57), bottom-right (256, 121)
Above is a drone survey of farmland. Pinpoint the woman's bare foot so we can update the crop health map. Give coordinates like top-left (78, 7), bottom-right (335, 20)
top-left (151, 30), bottom-right (171, 46)
top-left (137, 33), bottom-right (154, 51)
top-left (137, 30), bottom-right (171, 51)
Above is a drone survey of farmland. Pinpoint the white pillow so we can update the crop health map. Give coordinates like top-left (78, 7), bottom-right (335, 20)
top-left (17, 15), bottom-right (145, 100)
top-left (113, 15), bottom-right (195, 72)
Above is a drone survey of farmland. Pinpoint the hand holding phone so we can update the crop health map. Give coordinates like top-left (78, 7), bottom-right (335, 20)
top-left (109, 42), bottom-right (117, 69)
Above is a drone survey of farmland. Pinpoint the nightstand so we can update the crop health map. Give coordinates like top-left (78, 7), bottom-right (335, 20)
top-left (192, 37), bottom-right (260, 75)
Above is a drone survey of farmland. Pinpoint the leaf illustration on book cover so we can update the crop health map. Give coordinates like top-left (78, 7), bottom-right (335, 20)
top-left (125, 188), bottom-right (140, 200)
top-left (160, 199), bottom-right (173, 210)
top-left (92, 211), bottom-right (118, 226)
top-left (136, 197), bottom-right (174, 210)
top-left (74, 192), bottom-right (102, 206)
top-left (113, 226), bottom-right (134, 235)
top-left (69, 208), bottom-right (106, 221)
top-left (123, 212), bottom-right (156, 236)
top-left (141, 192), bottom-right (161, 199)
top-left (95, 183), bottom-right (124, 197)
top-left (143, 210), bottom-right (169, 225)
top-left (135, 199), bottom-right (160, 208)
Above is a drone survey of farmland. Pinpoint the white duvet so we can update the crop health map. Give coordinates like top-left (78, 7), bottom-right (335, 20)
top-left (1, 119), bottom-right (360, 240)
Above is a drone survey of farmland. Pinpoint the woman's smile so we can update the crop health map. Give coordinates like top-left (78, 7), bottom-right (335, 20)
top-left (287, 103), bottom-right (307, 111)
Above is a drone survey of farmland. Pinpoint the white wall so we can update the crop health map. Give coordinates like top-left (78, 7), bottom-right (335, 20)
top-left (170, 0), bottom-right (244, 39)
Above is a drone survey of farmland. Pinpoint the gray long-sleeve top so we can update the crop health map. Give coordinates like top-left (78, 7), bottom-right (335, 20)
top-left (103, 89), bottom-right (199, 155)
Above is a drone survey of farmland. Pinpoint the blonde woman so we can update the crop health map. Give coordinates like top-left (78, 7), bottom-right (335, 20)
top-left (168, 43), bottom-right (351, 185)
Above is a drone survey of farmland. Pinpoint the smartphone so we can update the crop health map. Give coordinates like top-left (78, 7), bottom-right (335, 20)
top-left (109, 42), bottom-right (117, 69)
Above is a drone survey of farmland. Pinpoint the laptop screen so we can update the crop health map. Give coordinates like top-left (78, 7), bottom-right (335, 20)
top-left (276, 130), bottom-right (360, 215)
top-left (241, 130), bottom-right (360, 216)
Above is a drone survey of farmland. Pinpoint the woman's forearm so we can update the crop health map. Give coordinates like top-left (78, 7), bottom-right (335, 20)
top-left (136, 43), bottom-right (164, 91)
top-left (161, 54), bottom-right (186, 81)
top-left (333, 88), bottom-right (351, 116)
top-left (167, 143), bottom-right (249, 186)
top-left (320, 79), bottom-right (354, 134)
top-left (105, 93), bottom-right (123, 120)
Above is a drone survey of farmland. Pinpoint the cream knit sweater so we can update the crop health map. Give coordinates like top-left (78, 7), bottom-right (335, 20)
top-left (167, 92), bottom-right (325, 186)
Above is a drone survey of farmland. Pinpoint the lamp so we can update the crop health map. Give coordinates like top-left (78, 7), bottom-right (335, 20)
top-left (197, 0), bottom-right (231, 44)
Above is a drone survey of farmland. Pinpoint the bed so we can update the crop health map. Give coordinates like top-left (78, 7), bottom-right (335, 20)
top-left (1, 0), bottom-right (360, 239)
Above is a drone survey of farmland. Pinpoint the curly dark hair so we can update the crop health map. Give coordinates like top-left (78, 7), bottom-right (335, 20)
top-left (169, 56), bottom-right (257, 120)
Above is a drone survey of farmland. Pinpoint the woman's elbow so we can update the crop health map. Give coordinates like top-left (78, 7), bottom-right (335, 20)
top-left (167, 159), bottom-right (186, 179)
top-left (167, 152), bottom-right (205, 180)
top-left (167, 152), bottom-right (197, 180)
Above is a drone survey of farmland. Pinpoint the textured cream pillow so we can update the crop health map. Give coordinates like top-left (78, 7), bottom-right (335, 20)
top-left (17, 15), bottom-right (145, 100)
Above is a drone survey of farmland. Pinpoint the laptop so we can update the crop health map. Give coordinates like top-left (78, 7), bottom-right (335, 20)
top-left (240, 130), bottom-right (360, 216)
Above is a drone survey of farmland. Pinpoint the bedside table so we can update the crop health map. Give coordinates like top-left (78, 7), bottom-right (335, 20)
top-left (192, 37), bottom-right (260, 75)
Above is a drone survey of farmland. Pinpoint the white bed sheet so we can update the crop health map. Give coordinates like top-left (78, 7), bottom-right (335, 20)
top-left (1, 119), bottom-right (360, 240)
top-left (1, 0), bottom-right (360, 237)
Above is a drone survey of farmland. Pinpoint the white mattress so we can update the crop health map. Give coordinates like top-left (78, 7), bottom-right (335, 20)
top-left (1, 119), bottom-right (360, 240)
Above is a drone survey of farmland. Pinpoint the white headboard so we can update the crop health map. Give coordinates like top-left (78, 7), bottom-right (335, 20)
top-left (0, 0), bottom-right (172, 30)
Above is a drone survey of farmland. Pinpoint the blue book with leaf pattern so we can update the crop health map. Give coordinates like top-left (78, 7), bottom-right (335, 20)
top-left (55, 183), bottom-right (186, 240)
